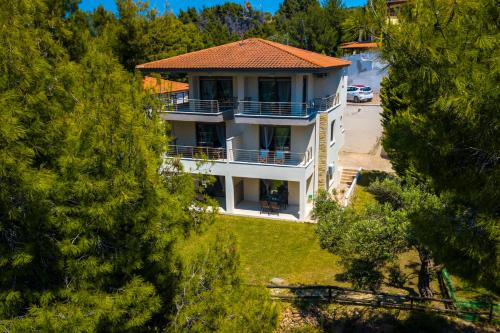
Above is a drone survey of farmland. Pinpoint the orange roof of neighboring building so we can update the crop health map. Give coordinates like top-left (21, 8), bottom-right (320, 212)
top-left (143, 76), bottom-right (189, 94)
top-left (340, 42), bottom-right (380, 50)
top-left (136, 38), bottom-right (351, 72)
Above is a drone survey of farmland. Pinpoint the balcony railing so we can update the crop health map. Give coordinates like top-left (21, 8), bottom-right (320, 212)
top-left (231, 148), bottom-right (313, 166)
top-left (236, 93), bottom-right (340, 118)
top-left (237, 101), bottom-right (312, 118)
top-left (166, 145), bottom-right (227, 160)
top-left (166, 145), bottom-right (314, 167)
top-left (310, 93), bottom-right (340, 112)
top-left (159, 98), bottom-right (236, 114)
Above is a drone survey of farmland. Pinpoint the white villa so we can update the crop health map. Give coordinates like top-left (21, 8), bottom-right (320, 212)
top-left (137, 38), bottom-right (351, 221)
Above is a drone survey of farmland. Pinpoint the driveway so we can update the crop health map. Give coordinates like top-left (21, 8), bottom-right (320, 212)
top-left (340, 102), bottom-right (393, 172)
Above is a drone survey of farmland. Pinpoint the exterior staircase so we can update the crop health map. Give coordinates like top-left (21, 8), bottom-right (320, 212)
top-left (340, 168), bottom-right (359, 187)
top-left (335, 167), bottom-right (361, 206)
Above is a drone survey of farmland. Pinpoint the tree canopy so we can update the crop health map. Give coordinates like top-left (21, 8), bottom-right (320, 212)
top-left (380, 0), bottom-right (499, 291)
top-left (0, 0), bottom-right (277, 330)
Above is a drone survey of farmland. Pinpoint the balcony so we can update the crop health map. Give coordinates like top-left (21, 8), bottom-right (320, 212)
top-left (234, 93), bottom-right (340, 126)
top-left (158, 98), bottom-right (235, 122)
top-left (166, 145), bottom-right (313, 167)
top-left (166, 145), bottom-right (227, 161)
top-left (231, 148), bottom-right (313, 167)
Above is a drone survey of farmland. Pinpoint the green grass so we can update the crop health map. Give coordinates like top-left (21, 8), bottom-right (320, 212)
top-left (179, 215), bottom-right (347, 286)
top-left (178, 214), bottom-right (435, 296)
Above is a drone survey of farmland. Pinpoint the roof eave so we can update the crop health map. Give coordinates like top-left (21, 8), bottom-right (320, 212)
top-left (136, 65), bottom-right (350, 74)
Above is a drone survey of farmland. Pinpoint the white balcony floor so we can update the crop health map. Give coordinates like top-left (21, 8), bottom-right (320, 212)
top-left (217, 200), bottom-right (312, 222)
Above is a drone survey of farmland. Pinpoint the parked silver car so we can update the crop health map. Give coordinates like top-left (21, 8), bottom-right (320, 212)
top-left (347, 85), bottom-right (374, 103)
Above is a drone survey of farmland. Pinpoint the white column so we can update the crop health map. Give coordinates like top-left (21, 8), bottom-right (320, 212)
top-left (299, 179), bottom-right (307, 220)
top-left (225, 176), bottom-right (234, 213)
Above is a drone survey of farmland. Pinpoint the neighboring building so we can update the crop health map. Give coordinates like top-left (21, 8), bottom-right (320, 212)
top-left (137, 38), bottom-right (350, 220)
top-left (387, 0), bottom-right (408, 24)
top-left (143, 76), bottom-right (189, 104)
top-left (340, 41), bottom-right (379, 55)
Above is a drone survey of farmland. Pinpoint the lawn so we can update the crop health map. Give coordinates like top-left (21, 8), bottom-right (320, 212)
top-left (179, 214), bottom-right (348, 286)
top-left (178, 214), bottom-right (437, 295)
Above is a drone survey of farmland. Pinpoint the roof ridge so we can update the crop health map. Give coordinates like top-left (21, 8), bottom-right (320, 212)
top-left (255, 38), bottom-right (322, 67)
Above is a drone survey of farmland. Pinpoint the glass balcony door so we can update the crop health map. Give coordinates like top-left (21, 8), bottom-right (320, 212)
top-left (258, 77), bottom-right (292, 116)
top-left (259, 125), bottom-right (290, 151)
top-left (196, 123), bottom-right (226, 148)
top-left (199, 76), bottom-right (234, 110)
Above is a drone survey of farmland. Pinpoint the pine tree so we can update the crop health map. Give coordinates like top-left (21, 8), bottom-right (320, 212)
top-left (0, 0), bottom-right (209, 329)
top-left (380, 0), bottom-right (499, 290)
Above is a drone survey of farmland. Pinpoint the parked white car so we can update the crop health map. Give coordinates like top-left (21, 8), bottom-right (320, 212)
top-left (347, 85), bottom-right (374, 103)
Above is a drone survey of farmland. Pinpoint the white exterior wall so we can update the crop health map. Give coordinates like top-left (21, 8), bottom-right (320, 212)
top-left (288, 181), bottom-right (300, 206)
top-left (243, 178), bottom-right (259, 202)
top-left (170, 121), bottom-right (196, 146)
top-left (174, 69), bottom-right (347, 220)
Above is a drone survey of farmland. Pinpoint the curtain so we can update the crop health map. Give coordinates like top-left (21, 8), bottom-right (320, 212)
top-left (260, 126), bottom-right (274, 149)
top-left (259, 79), bottom-right (275, 102)
top-left (277, 80), bottom-right (291, 102)
top-left (275, 127), bottom-right (290, 150)
top-left (218, 79), bottom-right (233, 100)
top-left (215, 124), bottom-right (226, 148)
top-left (200, 79), bottom-right (217, 100)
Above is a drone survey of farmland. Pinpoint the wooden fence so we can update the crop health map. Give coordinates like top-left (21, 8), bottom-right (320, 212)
top-left (266, 284), bottom-right (498, 323)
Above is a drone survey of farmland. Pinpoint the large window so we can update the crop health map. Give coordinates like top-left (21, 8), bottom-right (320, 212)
top-left (196, 123), bottom-right (226, 148)
top-left (259, 126), bottom-right (291, 151)
top-left (199, 76), bottom-right (233, 102)
top-left (258, 77), bottom-right (291, 103)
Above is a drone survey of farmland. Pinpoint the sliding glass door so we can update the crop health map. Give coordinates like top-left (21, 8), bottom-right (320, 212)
top-left (199, 77), bottom-right (233, 109)
top-left (196, 122), bottom-right (226, 148)
top-left (259, 125), bottom-right (290, 151)
top-left (258, 77), bottom-right (291, 103)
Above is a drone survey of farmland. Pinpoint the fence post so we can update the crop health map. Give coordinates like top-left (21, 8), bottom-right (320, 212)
top-left (328, 287), bottom-right (332, 303)
top-left (489, 302), bottom-right (494, 322)
top-left (410, 297), bottom-right (414, 309)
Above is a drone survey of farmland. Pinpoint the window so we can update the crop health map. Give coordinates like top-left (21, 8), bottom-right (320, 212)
top-left (258, 77), bottom-right (291, 103)
top-left (196, 123), bottom-right (226, 148)
top-left (199, 76), bottom-right (233, 102)
top-left (259, 125), bottom-right (291, 151)
top-left (330, 120), bottom-right (336, 144)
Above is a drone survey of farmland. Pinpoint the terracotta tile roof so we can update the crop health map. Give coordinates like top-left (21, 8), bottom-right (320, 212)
top-left (136, 38), bottom-right (351, 72)
top-left (143, 76), bottom-right (189, 93)
top-left (340, 42), bottom-right (380, 50)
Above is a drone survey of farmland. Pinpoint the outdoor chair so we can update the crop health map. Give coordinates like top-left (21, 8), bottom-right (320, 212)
top-left (275, 150), bottom-right (285, 164)
top-left (269, 201), bottom-right (280, 215)
top-left (258, 149), bottom-right (269, 163)
top-left (260, 200), bottom-right (271, 215)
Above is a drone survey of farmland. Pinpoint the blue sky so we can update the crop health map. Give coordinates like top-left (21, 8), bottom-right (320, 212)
top-left (79, 0), bottom-right (367, 15)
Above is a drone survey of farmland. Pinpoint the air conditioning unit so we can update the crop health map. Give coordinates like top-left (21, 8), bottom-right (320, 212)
top-left (328, 163), bottom-right (335, 176)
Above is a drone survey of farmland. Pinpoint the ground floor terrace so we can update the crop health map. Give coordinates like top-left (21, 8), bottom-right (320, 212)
top-left (197, 175), bottom-right (315, 222)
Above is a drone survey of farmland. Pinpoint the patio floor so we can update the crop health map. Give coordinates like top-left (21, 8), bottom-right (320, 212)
top-left (218, 200), bottom-right (313, 222)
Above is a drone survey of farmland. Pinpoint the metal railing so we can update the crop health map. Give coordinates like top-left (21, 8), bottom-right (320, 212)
top-left (231, 148), bottom-right (313, 166)
top-left (237, 101), bottom-right (312, 118)
top-left (310, 93), bottom-right (340, 112)
top-left (236, 93), bottom-right (340, 118)
top-left (166, 145), bottom-right (227, 160)
top-left (159, 98), bottom-right (236, 114)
